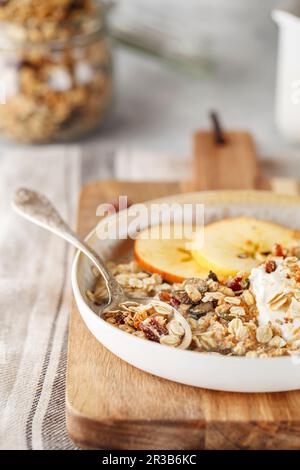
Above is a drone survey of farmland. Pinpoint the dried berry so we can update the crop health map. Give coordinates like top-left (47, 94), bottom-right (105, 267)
top-left (227, 275), bottom-right (243, 291)
top-left (208, 271), bottom-right (219, 282)
top-left (265, 260), bottom-right (277, 273)
top-left (148, 317), bottom-right (168, 336)
top-left (115, 312), bottom-right (125, 325)
top-left (139, 324), bottom-right (159, 342)
top-left (173, 290), bottom-right (192, 305)
top-left (169, 296), bottom-right (181, 308)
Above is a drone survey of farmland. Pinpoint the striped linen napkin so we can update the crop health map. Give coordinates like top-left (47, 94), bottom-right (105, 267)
top-left (0, 146), bottom-right (80, 450)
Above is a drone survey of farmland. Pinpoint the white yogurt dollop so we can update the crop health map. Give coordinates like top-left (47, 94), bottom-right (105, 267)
top-left (250, 259), bottom-right (300, 342)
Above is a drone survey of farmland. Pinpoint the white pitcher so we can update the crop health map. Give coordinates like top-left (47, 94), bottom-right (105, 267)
top-left (273, 2), bottom-right (300, 142)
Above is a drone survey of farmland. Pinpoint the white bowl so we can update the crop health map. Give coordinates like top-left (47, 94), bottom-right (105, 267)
top-left (72, 190), bottom-right (300, 393)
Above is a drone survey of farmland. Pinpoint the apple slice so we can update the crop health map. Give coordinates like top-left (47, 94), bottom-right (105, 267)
top-left (192, 216), bottom-right (299, 277)
top-left (134, 224), bottom-right (208, 283)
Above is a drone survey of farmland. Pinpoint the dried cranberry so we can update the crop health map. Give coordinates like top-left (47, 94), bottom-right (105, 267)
top-left (148, 318), bottom-right (168, 336)
top-left (265, 260), bottom-right (277, 273)
top-left (227, 275), bottom-right (243, 291)
top-left (140, 324), bottom-right (159, 342)
top-left (140, 318), bottom-right (168, 341)
top-left (169, 296), bottom-right (181, 308)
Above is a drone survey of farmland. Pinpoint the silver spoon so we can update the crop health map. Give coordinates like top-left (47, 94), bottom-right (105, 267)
top-left (12, 188), bottom-right (192, 349)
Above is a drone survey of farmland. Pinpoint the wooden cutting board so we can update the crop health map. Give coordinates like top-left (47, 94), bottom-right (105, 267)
top-left (66, 131), bottom-right (300, 449)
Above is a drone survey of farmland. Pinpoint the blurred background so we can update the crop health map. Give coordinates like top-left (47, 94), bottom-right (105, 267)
top-left (0, 0), bottom-right (298, 180)
top-left (104, 0), bottom-right (283, 178)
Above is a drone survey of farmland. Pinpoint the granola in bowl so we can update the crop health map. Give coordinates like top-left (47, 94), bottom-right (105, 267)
top-left (88, 243), bottom-right (300, 358)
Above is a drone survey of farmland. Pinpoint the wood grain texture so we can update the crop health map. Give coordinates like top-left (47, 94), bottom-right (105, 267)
top-left (192, 131), bottom-right (261, 191)
top-left (66, 179), bottom-right (300, 450)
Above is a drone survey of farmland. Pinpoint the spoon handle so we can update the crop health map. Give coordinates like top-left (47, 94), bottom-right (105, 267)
top-left (12, 188), bottom-right (123, 303)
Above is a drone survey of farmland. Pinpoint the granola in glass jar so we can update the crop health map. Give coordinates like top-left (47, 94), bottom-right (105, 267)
top-left (0, 0), bottom-right (112, 142)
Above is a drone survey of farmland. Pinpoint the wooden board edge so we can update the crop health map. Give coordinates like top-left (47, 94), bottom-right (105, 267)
top-left (205, 420), bottom-right (300, 450)
top-left (66, 402), bottom-right (300, 450)
top-left (65, 404), bottom-right (205, 450)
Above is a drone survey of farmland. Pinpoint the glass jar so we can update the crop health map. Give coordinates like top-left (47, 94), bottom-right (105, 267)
top-left (0, 1), bottom-right (112, 143)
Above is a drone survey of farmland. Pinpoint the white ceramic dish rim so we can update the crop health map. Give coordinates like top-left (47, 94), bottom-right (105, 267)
top-left (71, 190), bottom-right (300, 392)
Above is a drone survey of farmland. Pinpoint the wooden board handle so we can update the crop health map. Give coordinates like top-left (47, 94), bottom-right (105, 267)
top-left (191, 130), bottom-right (261, 191)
